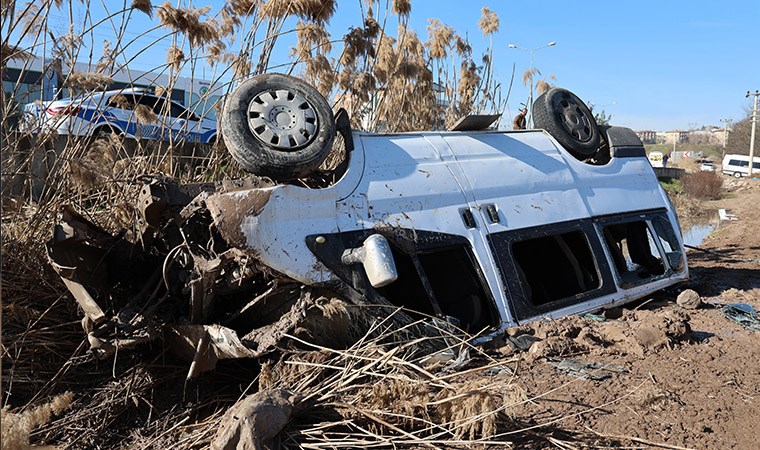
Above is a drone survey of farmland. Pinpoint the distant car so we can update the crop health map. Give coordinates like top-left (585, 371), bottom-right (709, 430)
top-left (699, 162), bottom-right (716, 172)
top-left (39, 87), bottom-right (218, 143)
top-left (17, 101), bottom-right (51, 133)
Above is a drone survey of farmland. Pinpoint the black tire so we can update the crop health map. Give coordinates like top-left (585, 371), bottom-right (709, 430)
top-left (92, 125), bottom-right (117, 138)
top-left (533, 88), bottom-right (600, 160)
top-left (87, 125), bottom-right (117, 147)
top-left (221, 73), bottom-right (335, 179)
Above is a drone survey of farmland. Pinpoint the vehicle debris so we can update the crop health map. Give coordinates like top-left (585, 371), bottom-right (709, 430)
top-left (47, 74), bottom-right (691, 375)
top-left (722, 303), bottom-right (760, 331)
top-left (548, 358), bottom-right (628, 381)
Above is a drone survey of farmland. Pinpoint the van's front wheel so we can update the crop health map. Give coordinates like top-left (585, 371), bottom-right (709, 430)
top-left (734, 172), bottom-right (742, 178)
top-left (221, 73), bottom-right (335, 179)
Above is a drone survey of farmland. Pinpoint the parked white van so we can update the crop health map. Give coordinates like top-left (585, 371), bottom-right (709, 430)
top-left (648, 151), bottom-right (664, 168)
top-left (722, 154), bottom-right (760, 178)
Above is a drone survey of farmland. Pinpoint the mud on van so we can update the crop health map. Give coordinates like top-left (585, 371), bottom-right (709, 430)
top-left (48, 74), bottom-right (688, 369)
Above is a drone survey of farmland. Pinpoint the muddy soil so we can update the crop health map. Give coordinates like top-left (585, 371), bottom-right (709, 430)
top-left (507, 177), bottom-right (760, 449)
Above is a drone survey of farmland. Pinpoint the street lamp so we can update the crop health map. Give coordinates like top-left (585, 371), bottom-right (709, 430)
top-left (508, 41), bottom-right (557, 127)
top-left (590, 101), bottom-right (617, 108)
top-left (588, 101), bottom-right (616, 125)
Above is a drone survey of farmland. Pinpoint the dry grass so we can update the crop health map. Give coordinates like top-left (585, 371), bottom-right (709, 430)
top-left (1, 392), bottom-right (74, 449)
top-left (259, 312), bottom-right (528, 447)
top-left (1, 1), bottom-right (514, 447)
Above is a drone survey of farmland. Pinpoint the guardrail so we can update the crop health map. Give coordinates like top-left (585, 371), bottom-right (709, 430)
top-left (653, 167), bottom-right (686, 179)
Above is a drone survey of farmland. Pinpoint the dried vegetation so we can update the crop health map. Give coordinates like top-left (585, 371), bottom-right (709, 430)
top-left (0, 1), bottom-right (535, 447)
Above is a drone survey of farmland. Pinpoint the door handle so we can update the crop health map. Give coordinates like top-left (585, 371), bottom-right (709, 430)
top-left (461, 208), bottom-right (476, 229)
top-left (485, 204), bottom-right (500, 224)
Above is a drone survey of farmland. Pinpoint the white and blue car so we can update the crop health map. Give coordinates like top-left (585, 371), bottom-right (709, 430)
top-left (39, 87), bottom-right (218, 143)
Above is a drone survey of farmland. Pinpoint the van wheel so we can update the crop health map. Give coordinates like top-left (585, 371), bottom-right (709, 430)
top-left (734, 172), bottom-right (742, 178)
top-left (221, 73), bottom-right (335, 179)
top-left (533, 88), bottom-right (600, 160)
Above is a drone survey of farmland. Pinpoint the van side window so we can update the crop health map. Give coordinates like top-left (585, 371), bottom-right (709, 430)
top-left (512, 231), bottom-right (600, 306)
top-left (651, 215), bottom-right (684, 272)
top-left (488, 222), bottom-right (616, 321)
top-left (602, 220), bottom-right (665, 287)
top-left (376, 243), bottom-right (497, 332)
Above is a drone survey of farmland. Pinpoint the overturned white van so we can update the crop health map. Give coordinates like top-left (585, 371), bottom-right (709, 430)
top-left (211, 74), bottom-right (689, 332)
top-left (48, 75), bottom-right (689, 368)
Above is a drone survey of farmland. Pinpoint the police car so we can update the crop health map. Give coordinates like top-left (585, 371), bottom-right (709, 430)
top-left (41, 87), bottom-right (218, 143)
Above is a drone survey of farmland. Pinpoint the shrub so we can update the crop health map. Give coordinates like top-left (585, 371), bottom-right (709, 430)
top-left (681, 171), bottom-right (723, 200)
top-left (659, 177), bottom-right (682, 195)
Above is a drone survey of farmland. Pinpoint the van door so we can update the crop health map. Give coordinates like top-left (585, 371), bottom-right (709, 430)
top-left (333, 133), bottom-right (510, 330)
top-left (439, 132), bottom-right (616, 322)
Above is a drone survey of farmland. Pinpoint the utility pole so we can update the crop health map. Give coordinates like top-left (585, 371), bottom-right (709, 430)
top-left (720, 118), bottom-right (731, 149)
top-left (747, 90), bottom-right (759, 176)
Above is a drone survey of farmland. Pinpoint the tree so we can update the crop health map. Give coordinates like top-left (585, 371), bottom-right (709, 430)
top-left (725, 116), bottom-right (757, 156)
top-left (593, 109), bottom-right (612, 126)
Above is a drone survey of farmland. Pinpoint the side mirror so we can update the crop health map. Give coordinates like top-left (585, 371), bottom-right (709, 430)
top-left (341, 234), bottom-right (398, 288)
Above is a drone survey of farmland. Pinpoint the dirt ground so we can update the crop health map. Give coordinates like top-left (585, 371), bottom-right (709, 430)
top-left (506, 177), bottom-right (760, 449)
top-left (4, 175), bottom-right (758, 449)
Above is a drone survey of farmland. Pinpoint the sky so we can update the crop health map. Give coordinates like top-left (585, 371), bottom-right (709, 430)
top-left (10, 0), bottom-right (760, 131)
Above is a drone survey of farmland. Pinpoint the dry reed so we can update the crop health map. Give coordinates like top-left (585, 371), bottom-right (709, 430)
top-left (156, 2), bottom-right (218, 47)
top-left (2, 2), bottom-right (513, 447)
top-left (426, 18), bottom-right (453, 59)
top-left (166, 45), bottom-right (185, 72)
top-left (392, 0), bottom-right (411, 17)
top-left (478, 7), bottom-right (499, 36)
top-left (131, 0), bottom-right (154, 17)
top-left (1, 392), bottom-right (74, 449)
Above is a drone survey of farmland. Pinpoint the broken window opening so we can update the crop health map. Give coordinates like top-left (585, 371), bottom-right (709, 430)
top-left (377, 243), bottom-right (497, 332)
top-left (512, 231), bottom-right (601, 306)
top-left (651, 215), bottom-right (685, 272)
top-left (602, 220), bottom-right (665, 287)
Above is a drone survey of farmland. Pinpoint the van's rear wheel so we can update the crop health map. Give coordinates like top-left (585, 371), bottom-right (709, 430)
top-left (533, 88), bottom-right (600, 160)
top-left (221, 73), bottom-right (335, 179)
top-left (734, 172), bottom-right (742, 178)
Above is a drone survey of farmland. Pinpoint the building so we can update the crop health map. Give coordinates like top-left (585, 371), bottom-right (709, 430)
top-left (635, 130), bottom-right (656, 144)
top-left (659, 130), bottom-right (688, 145)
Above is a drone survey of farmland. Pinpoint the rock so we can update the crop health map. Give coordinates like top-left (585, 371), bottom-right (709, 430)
top-left (211, 389), bottom-right (301, 450)
top-left (677, 289), bottom-right (702, 310)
